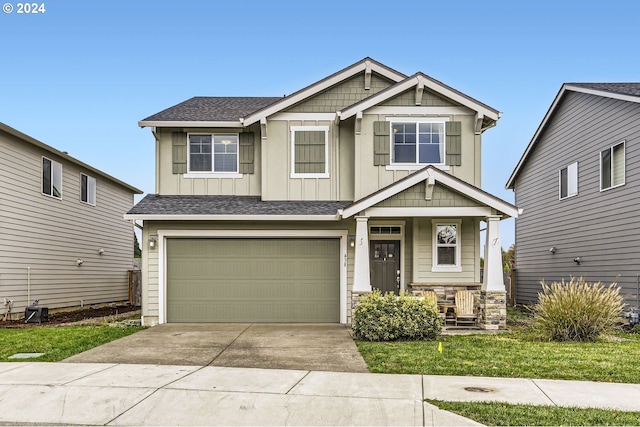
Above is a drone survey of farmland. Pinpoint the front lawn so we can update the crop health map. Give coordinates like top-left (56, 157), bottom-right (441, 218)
top-left (0, 326), bottom-right (144, 362)
top-left (356, 308), bottom-right (640, 383)
top-left (427, 400), bottom-right (640, 426)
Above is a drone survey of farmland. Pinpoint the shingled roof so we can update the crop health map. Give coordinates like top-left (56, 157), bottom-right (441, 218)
top-left (127, 195), bottom-right (351, 217)
top-left (141, 97), bottom-right (282, 122)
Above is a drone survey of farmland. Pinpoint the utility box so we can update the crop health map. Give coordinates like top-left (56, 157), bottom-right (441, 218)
top-left (25, 306), bottom-right (49, 323)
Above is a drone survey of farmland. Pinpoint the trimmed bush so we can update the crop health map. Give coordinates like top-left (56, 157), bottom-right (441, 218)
top-left (533, 277), bottom-right (624, 341)
top-left (352, 290), bottom-right (442, 341)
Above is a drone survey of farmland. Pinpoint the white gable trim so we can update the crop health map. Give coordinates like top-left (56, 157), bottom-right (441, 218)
top-left (340, 166), bottom-right (519, 219)
top-left (138, 120), bottom-right (243, 128)
top-left (339, 74), bottom-right (501, 122)
top-left (566, 85), bottom-right (640, 105)
top-left (242, 59), bottom-right (406, 126)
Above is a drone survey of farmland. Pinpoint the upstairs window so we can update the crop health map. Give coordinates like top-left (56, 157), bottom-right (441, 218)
top-left (80, 173), bottom-right (96, 205)
top-left (559, 162), bottom-right (578, 199)
top-left (600, 141), bottom-right (625, 190)
top-left (42, 157), bottom-right (62, 199)
top-left (391, 121), bottom-right (445, 165)
top-left (291, 126), bottom-right (329, 178)
top-left (188, 133), bottom-right (238, 173)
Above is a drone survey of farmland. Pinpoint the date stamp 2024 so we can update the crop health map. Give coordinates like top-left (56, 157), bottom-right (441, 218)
top-left (3, 3), bottom-right (46, 14)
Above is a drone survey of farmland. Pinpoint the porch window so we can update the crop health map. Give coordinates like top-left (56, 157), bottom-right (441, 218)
top-left (80, 173), bottom-right (96, 206)
top-left (432, 220), bottom-right (462, 272)
top-left (600, 140), bottom-right (625, 190)
top-left (559, 162), bottom-right (578, 199)
top-left (42, 157), bottom-right (62, 199)
top-left (188, 133), bottom-right (239, 173)
top-left (391, 120), bottom-right (445, 165)
top-left (291, 126), bottom-right (329, 178)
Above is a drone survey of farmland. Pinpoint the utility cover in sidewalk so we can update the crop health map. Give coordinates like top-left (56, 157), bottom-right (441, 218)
top-left (8, 353), bottom-right (44, 359)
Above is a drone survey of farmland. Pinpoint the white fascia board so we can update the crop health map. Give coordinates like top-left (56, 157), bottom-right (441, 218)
top-left (420, 77), bottom-right (501, 121)
top-left (565, 85), bottom-right (640, 104)
top-left (158, 229), bottom-right (347, 238)
top-left (242, 62), bottom-right (405, 126)
top-left (341, 167), bottom-right (519, 219)
top-left (138, 120), bottom-right (243, 128)
top-left (270, 113), bottom-right (337, 121)
top-left (365, 207), bottom-right (492, 217)
top-left (123, 214), bottom-right (340, 221)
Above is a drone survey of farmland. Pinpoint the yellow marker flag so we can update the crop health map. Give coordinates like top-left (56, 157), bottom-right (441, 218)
top-left (438, 342), bottom-right (443, 353)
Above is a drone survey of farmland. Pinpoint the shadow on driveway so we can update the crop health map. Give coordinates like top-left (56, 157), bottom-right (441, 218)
top-left (63, 323), bottom-right (369, 373)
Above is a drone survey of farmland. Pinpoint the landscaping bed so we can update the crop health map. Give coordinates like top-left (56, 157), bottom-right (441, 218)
top-left (1, 304), bottom-right (140, 329)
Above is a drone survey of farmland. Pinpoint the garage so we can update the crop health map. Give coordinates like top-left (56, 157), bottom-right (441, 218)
top-left (166, 238), bottom-right (340, 322)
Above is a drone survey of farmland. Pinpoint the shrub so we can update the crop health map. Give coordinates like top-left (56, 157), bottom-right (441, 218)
top-left (532, 277), bottom-right (624, 341)
top-left (352, 290), bottom-right (442, 341)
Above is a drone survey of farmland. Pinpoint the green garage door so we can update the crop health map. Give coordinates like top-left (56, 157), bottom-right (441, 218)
top-left (166, 238), bottom-right (340, 322)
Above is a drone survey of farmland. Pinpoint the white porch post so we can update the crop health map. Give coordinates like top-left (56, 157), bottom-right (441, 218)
top-left (352, 216), bottom-right (372, 293)
top-left (482, 215), bottom-right (504, 291)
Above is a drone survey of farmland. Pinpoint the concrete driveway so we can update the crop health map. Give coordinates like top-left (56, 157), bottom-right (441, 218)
top-left (63, 323), bottom-right (370, 373)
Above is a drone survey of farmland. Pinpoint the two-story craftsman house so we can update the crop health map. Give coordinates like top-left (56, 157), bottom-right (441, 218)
top-left (127, 58), bottom-right (518, 327)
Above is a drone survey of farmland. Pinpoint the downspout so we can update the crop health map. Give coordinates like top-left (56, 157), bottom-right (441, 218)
top-left (151, 127), bottom-right (160, 194)
top-left (26, 267), bottom-right (30, 306)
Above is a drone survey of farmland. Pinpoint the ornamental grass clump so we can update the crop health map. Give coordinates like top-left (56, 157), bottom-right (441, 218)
top-left (352, 290), bottom-right (441, 341)
top-left (532, 277), bottom-right (624, 341)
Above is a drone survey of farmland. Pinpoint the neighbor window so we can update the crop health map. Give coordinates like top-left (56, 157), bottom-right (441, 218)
top-left (80, 173), bottom-right (96, 205)
top-left (42, 157), bottom-right (62, 199)
top-left (392, 121), bottom-right (445, 165)
top-left (600, 141), bottom-right (625, 190)
top-left (432, 220), bottom-right (462, 272)
top-left (291, 126), bottom-right (329, 178)
top-left (559, 162), bottom-right (578, 199)
top-left (188, 133), bottom-right (238, 173)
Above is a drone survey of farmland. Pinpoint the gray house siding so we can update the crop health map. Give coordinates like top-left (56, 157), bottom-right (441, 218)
top-left (513, 91), bottom-right (640, 306)
top-left (0, 126), bottom-right (139, 317)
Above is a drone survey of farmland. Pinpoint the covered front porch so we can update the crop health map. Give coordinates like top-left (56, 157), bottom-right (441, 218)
top-left (341, 166), bottom-right (518, 330)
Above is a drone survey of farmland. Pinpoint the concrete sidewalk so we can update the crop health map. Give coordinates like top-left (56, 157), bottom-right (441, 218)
top-left (0, 363), bottom-right (639, 426)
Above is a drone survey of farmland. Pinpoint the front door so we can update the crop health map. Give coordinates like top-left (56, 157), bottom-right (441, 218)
top-left (370, 241), bottom-right (400, 295)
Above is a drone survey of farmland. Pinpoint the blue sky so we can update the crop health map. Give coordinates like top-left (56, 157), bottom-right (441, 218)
top-left (2, 0), bottom-right (639, 247)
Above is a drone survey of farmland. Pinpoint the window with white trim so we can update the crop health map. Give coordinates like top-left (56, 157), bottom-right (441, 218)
top-left (291, 126), bottom-right (329, 178)
top-left (432, 220), bottom-right (461, 272)
top-left (80, 173), bottom-right (96, 206)
top-left (391, 120), bottom-right (445, 165)
top-left (600, 140), bottom-right (625, 190)
top-left (188, 133), bottom-right (238, 173)
top-left (42, 157), bottom-right (62, 199)
top-left (559, 162), bottom-right (578, 200)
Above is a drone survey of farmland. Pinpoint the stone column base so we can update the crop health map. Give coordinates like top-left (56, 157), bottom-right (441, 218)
top-left (479, 290), bottom-right (507, 330)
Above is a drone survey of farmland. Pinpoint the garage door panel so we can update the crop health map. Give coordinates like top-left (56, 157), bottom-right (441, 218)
top-left (166, 238), bottom-right (340, 322)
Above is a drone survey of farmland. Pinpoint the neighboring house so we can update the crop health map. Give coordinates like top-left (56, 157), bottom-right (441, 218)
top-left (128, 58), bottom-right (518, 327)
top-left (0, 122), bottom-right (142, 318)
top-left (507, 83), bottom-right (640, 307)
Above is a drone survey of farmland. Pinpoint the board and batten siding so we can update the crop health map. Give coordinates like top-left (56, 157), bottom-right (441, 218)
top-left (0, 130), bottom-right (136, 317)
top-left (513, 91), bottom-right (640, 305)
top-left (158, 124), bottom-right (262, 196)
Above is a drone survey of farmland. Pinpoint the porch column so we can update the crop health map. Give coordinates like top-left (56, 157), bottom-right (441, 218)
top-left (481, 215), bottom-right (507, 330)
top-left (352, 216), bottom-right (372, 293)
top-left (482, 215), bottom-right (504, 291)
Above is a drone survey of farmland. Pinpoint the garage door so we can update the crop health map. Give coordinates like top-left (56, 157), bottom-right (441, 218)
top-left (166, 238), bottom-right (340, 322)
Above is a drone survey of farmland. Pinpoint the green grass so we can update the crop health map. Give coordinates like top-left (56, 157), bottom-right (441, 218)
top-left (356, 308), bottom-right (640, 383)
top-left (0, 326), bottom-right (144, 362)
top-left (427, 400), bottom-right (640, 426)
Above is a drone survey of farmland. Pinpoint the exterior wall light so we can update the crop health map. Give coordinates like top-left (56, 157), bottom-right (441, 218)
top-left (549, 247), bottom-right (557, 254)
top-left (149, 237), bottom-right (157, 250)
top-left (573, 257), bottom-right (581, 265)
top-left (348, 235), bottom-right (356, 248)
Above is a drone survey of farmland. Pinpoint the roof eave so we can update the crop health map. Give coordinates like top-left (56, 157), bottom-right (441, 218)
top-left (123, 213), bottom-right (341, 221)
top-left (138, 120), bottom-right (244, 129)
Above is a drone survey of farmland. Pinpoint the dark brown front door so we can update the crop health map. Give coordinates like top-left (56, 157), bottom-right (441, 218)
top-left (370, 241), bottom-right (400, 295)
